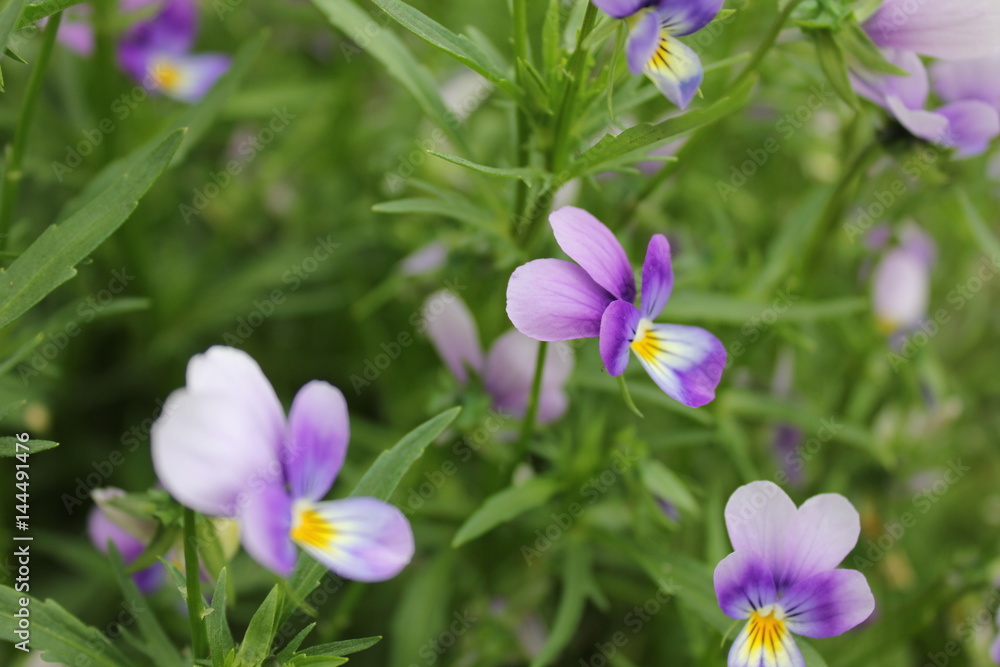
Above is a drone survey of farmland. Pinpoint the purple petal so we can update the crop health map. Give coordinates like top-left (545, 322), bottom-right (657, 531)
top-left (728, 615), bottom-right (805, 667)
top-left (991, 631), bottom-right (1000, 664)
top-left (631, 322), bottom-right (725, 407)
top-left (631, 22), bottom-right (704, 109)
top-left (872, 244), bottom-right (931, 334)
top-left (239, 482), bottom-right (298, 577)
top-left (931, 52), bottom-right (1000, 108)
top-left (284, 381), bottom-right (349, 502)
top-left (58, 22), bottom-right (95, 56)
top-left (482, 331), bottom-right (574, 424)
top-left (936, 100), bottom-right (1000, 157)
top-left (852, 49), bottom-right (929, 111)
top-left (884, 95), bottom-right (951, 144)
top-left (773, 494), bottom-right (861, 591)
top-left (88, 507), bottom-right (146, 563)
top-left (714, 551), bottom-right (777, 620)
top-left (627, 10), bottom-right (662, 75)
top-left (724, 482), bottom-right (797, 580)
top-left (147, 53), bottom-right (232, 103)
top-left (118, 0), bottom-right (197, 70)
top-left (599, 300), bottom-right (641, 377)
top-left (506, 259), bottom-right (614, 341)
top-left (591, 0), bottom-right (657, 19)
top-left (781, 570), bottom-right (875, 638)
top-left (898, 222), bottom-right (936, 267)
top-left (91, 487), bottom-right (157, 544)
top-left (640, 234), bottom-right (673, 319)
top-left (423, 290), bottom-right (484, 384)
top-left (864, 0), bottom-right (1000, 61)
top-left (399, 242), bottom-right (447, 276)
top-left (654, 0), bottom-right (724, 36)
top-left (292, 498), bottom-right (414, 582)
top-left (549, 207), bottom-right (636, 302)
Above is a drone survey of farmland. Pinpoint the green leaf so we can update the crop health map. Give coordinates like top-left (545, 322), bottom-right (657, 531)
top-left (236, 585), bottom-right (281, 665)
top-left (530, 547), bottom-right (590, 667)
top-left (16, 0), bottom-right (87, 29)
top-left (0, 0), bottom-right (26, 68)
top-left (107, 546), bottom-right (185, 667)
top-left (0, 436), bottom-right (58, 456)
top-left (390, 554), bottom-right (454, 666)
top-left (285, 656), bottom-right (347, 666)
top-left (663, 293), bottom-right (867, 324)
top-left (800, 639), bottom-right (831, 667)
top-left (372, 197), bottom-right (493, 228)
top-left (810, 28), bottom-right (859, 109)
top-left (275, 623), bottom-right (316, 661)
top-left (835, 23), bottom-right (907, 76)
top-left (957, 188), bottom-right (1000, 260)
top-left (452, 476), bottom-right (561, 546)
top-left (641, 461), bottom-right (699, 516)
top-left (299, 636), bottom-right (382, 656)
top-left (0, 587), bottom-right (131, 666)
top-left (207, 569), bottom-right (236, 667)
top-left (0, 130), bottom-right (184, 331)
top-left (428, 151), bottom-right (545, 183)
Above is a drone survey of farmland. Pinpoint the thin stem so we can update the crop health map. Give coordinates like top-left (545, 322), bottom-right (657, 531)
top-left (550, 3), bottom-right (599, 173)
top-left (512, 341), bottom-right (548, 470)
top-left (183, 508), bottom-right (209, 660)
top-left (617, 375), bottom-right (644, 418)
top-left (512, 0), bottom-right (531, 237)
top-left (0, 12), bottom-right (62, 249)
top-left (731, 0), bottom-right (805, 89)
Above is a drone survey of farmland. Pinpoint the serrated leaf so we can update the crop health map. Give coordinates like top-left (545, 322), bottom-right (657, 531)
top-left (236, 586), bottom-right (281, 665)
top-left (0, 436), bottom-right (58, 456)
top-left (452, 476), bottom-right (561, 547)
top-left (0, 587), bottom-right (131, 666)
top-left (207, 569), bottom-right (235, 667)
top-left (0, 130), bottom-right (184, 331)
top-left (299, 635), bottom-right (382, 657)
top-left (530, 548), bottom-right (590, 667)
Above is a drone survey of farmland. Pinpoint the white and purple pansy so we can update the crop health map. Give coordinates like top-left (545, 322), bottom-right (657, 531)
top-left (592, 0), bottom-right (724, 109)
top-left (862, 0), bottom-right (1000, 63)
top-left (506, 206), bottom-right (725, 408)
top-left (151, 346), bottom-right (414, 582)
top-left (714, 481), bottom-right (876, 667)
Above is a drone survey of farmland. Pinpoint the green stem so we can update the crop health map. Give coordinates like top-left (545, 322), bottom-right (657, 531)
top-left (512, 341), bottom-right (548, 469)
top-left (731, 0), bottom-right (806, 89)
top-left (616, 375), bottom-right (644, 418)
top-left (183, 508), bottom-right (209, 660)
top-left (0, 12), bottom-right (62, 249)
top-left (512, 0), bottom-right (531, 237)
top-left (550, 3), bottom-right (599, 173)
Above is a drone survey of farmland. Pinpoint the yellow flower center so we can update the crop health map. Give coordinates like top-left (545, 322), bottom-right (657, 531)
top-left (630, 318), bottom-right (661, 362)
top-left (746, 607), bottom-right (788, 654)
top-left (150, 61), bottom-right (183, 92)
top-left (290, 504), bottom-right (336, 549)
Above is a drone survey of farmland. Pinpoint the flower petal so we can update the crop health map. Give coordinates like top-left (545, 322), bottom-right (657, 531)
top-left (146, 53), bottom-right (232, 103)
top-left (724, 481), bottom-right (797, 580)
top-left (284, 381), bottom-right (349, 502)
top-left (549, 207), bottom-right (637, 302)
top-left (773, 494), bottom-right (861, 591)
top-left (599, 300), bottom-right (641, 377)
top-left (931, 51), bottom-right (1000, 109)
top-left (640, 234), bottom-right (673, 319)
top-left (863, 0), bottom-right (1000, 61)
top-left (152, 390), bottom-right (283, 517)
top-left (851, 49), bottom-right (929, 111)
top-left (423, 290), bottom-right (484, 384)
top-left (714, 551), bottom-right (778, 620)
top-left (482, 330), bottom-right (574, 424)
top-left (654, 0), bottom-right (724, 36)
top-left (872, 244), bottom-right (931, 334)
top-left (507, 259), bottom-right (614, 341)
top-left (728, 613), bottom-right (805, 667)
top-left (991, 631), bottom-right (1000, 664)
top-left (117, 0), bottom-right (198, 79)
top-left (631, 322), bottom-right (725, 407)
top-left (239, 482), bottom-right (298, 577)
top-left (591, 0), bottom-right (657, 18)
top-left (57, 21), bottom-right (95, 56)
top-left (291, 498), bottom-right (414, 582)
top-left (884, 94), bottom-right (951, 144)
top-left (936, 100), bottom-right (1000, 157)
top-left (781, 570), bottom-right (876, 638)
top-left (629, 15), bottom-right (704, 109)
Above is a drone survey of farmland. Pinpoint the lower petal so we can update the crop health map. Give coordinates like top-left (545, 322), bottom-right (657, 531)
top-left (146, 53), bottom-right (231, 103)
top-left (239, 483), bottom-right (298, 577)
top-left (936, 100), bottom-right (1000, 158)
top-left (781, 569), bottom-right (875, 639)
top-left (290, 497), bottom-right (414, 582)
top-left (600, 300), bottom-right (642, 376)
top-left (884, 95), bottom-right (950, 145)
top-left (630, 22), bottom-right (704, 110)
top-left (631, 322), bottom-right (726, 407)
top-left (506, 259), bottom-right (613, 341)
top-left (728, 608), bottom-right (805, 667)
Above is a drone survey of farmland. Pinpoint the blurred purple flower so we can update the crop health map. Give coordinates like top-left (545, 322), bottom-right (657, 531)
top-left (423, 291), bottom-right (574, 424)
top-left (862, 0), bottom-right (1000, 62)
top-left (714, 481), bottom-right (875, 666)
top-left (591, 0), bottom-right (724, 109)
top-left (399, 242), bottom-right (448, 277)
top-left (506, 206), bottom-right (725, 407)
top-left (991, 611), bottom-right (1000, 664)
top-left (871, 223), bottom-right (935, 337)
top-left (151, 346), bottom-right (414, 580)
top-left (88, 487), bottom-right (164, 594)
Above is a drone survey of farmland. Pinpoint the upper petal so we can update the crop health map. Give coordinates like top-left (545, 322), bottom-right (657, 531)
top-left (931, 51), bottom-right (1000, 109)
top-left (631, 322), bottom-right (726, 407)
top-left (423, 290), bottom-right (485, 384)
top-left (506, 259), bottom-right (615, 341)
top-left (550, 207), bottom-right (636, 302)
top-left (714, 551), bottom-right (778, 620)
top-left (284, 381), bottom-right (350, 502)
top-left (239, 482), bottom-right (298, 577)
top-left (864, 0), bottom-right (1000, 61)
top-left (724, 481), bottom-right (797, 580)
top-left (640, 234), bottom-right (673, 319)
top-left (599, 300), bottom-right (641, 377)
top-left (591, 0), bottom-right (657, 18)
top-left (291, 498), bottom-right (415, 582)
top-left (654, 0), bottom-right (724, 36)
top-left (773, 493), bottom-right (861, 591)
top-left (482, 331), bottom-right (574, 423)
top-left (781, 569), bottom-right (875, 638)
top-left (117, 0), bottom-right (198, 80)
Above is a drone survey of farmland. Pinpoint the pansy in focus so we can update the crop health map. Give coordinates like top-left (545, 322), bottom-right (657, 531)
top-left (714, 481), bottom-right (875, 666)
top-left (423, 290), bottom-right (574, 423)
top-left (590, 0), bottom-right (724, 109)
top-left (151, 346), bottom-right (414, 581)
top-left (506, 206), bottom-right (725, 408)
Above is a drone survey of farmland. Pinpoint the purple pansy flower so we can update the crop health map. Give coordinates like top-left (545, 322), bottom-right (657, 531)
top-left (591, 0), bottom-right (724, 109)
top-left (151, 346), bottom-right (414, 581)
top-left (871, 223), bottom-right (935, 337)
top-left (506, 206), bottom-right (725, 408)
top-left (88, 488), bottom-right (164, 594)
top-left (714, 481), bottom-right (875, 667)
top-left (423, 291), bottom-right (574, 423)
top-left (862, 0), bottom-right (1000, 62)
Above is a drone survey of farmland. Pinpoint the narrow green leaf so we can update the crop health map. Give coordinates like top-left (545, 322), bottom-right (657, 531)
top-left (206, 569), bottom-right (235, 667)
top-left (372, 197), bottom-right (492, 227)
top-left (16, 0), bottom-right (87, 29)
top-left (0, 0), bottom-right (26, 62)
top-left (811, 29), bottom-right (859, 109)
top-left (0, 129), bottom-right (184, 331)
top-left (236, 586), bottom-right (281, 665)
top-left (299, 635), bottom-right (382, 656)
top-left (275, 623), bottom-right (316, 661)
top-left (0, 587), bottom-right (131, 666)
top-left (428, 151), bottom-right (544, 182)
top-left (530, 548), bottom-right (590, 667)
top-left (835, 23), bottom-right (907, 76)
top-left (286, 656), bottom-right (347, 666)
top-left (452, 476), bottom-right (561, 547)
top-left (800, 640), bottom-right (831, 667)
top-left (641, 461), bottom-right (699, 516)
top-left (957, 189), bottom-right (1000, 260)
top-left (0, 436), bottom-right (58, 456)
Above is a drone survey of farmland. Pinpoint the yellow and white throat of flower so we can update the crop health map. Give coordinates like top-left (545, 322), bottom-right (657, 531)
top-left (737, 604), bottom-right (791, 660)
top-left (290, 499), bottom-right (337, 550)
top-left (630, 318), bottom-right (663, 363)
top-left (148, 58), bottom-right (185, 94)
